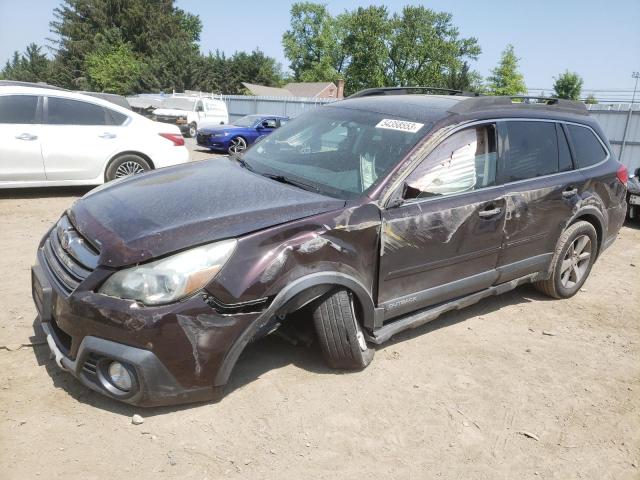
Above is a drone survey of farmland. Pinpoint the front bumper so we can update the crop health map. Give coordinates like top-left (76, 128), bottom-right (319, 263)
top-left (196, 132), bottom-right (229, 151)
top-left (31, 259), bottom-right (261, 407)
top-left (40, 322), bottom-right (218, 406)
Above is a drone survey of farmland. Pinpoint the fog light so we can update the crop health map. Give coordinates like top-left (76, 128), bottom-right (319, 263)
top-left (108, 361), bottom-right (132, 391)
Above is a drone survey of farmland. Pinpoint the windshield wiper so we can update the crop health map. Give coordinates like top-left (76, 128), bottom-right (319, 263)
top-left (231, 154), bottom-right (255, 172)
top-left (262, 173), bottom-right (319, 193)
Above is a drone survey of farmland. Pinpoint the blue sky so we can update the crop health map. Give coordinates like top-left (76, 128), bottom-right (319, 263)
top-left (1, 0), bottom-right (639, 100)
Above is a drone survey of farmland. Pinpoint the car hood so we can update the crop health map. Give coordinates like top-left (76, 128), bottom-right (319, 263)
top-left (153, 108), bottom-right (189, 117)
top-left (69, 160), bottom-right (345, 268)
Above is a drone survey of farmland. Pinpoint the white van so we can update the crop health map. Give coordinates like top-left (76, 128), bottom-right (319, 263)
top-left (153, 95), bottom-right (229, 137)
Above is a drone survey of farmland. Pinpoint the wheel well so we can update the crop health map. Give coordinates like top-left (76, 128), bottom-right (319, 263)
top-left (570, 213), bottom-right (603, 255)
top-left (104, 151), bottom-right (155, 181)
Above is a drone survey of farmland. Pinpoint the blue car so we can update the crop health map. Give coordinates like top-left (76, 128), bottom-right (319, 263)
top-left (196, 114), bottom-right (289, 154)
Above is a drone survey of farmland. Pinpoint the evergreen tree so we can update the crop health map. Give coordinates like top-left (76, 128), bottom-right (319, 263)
top-left (486, 44), bottom-right (527, 96)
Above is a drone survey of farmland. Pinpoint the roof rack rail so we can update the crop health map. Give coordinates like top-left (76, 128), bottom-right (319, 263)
top-left (347, 86), bottom-right (479, 99)
top-left (450, 95), bottom-right (588, 115)
top-left (0, 80), bottom-right (69, 91)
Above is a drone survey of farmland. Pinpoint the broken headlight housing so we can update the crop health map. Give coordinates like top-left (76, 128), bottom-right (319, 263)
top-left (99, 239), bottom-right (237, 305)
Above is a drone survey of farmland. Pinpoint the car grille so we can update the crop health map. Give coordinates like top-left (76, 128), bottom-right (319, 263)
top-left (42, 215), bottom-right (99, 295)
top-left (197, 133), bottom-right (211, 143)
top-left (156, 116), bottom-right (179, 124)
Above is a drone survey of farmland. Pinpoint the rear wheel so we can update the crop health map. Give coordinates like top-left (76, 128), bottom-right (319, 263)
top-left (534, 221), bottom-right (597, 299)
top-left (105, 154), bottom-right (151, 182)
top-left (312, 289), bottom-right (374, 370)
top-left (187, 122), bottom-right (197, 138)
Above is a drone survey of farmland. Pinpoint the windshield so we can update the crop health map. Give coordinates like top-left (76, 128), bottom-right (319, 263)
top-left (161, 98), bottom-right (196, 111)
top-left (233, 115), bottom-right (261, 127)
top-left (241, 107), bottom-right (429, 199)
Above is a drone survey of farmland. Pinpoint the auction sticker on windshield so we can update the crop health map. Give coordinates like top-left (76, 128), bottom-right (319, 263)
top-left (376, 119), bottom-right (424, 133)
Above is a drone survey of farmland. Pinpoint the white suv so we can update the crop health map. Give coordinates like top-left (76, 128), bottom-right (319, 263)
top-left (0, 83), bottom-right (190, 188)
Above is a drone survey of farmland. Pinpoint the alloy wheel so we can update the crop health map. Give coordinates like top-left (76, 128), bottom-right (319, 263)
top-left (559, 234), bottom-right (592, 288)
top-left (229, 137), bottom-right (247, 154)
top-left (114, 161), bottom-right (145, 178)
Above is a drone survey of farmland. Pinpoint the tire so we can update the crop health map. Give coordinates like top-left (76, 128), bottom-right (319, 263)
top-left (312, 289), bottom-right (374, 370)
top-left (227, 136), bottom-right (247, 155)
top-left (187, 122), bottom-right (197, 138)
top-left (105, 154), bottom-right (151, 182)
top-left (533, 220), bottom-right (598, 299)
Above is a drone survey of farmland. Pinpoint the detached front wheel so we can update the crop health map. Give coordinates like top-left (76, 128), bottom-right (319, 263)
top-left (312, 289), bottom-right (374, 370)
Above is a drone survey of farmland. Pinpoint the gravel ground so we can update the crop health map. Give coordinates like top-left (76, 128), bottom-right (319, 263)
top-left (0, 145), bottom-right (639, 479)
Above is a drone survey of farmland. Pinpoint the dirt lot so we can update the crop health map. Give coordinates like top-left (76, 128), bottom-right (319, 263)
top-left (1, 145), bottom-right (639, 479)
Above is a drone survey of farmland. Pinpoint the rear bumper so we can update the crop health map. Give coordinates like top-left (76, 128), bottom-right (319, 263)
top-left (149, 146), bottom-right (190, 169)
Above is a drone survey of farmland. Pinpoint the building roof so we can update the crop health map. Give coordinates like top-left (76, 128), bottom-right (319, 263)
top-left (241, 83), bottom-right (293, 97)
top-left (284, 82), bottom-right (335, 98)
top-left (241, 81), bottom-right (338, 98)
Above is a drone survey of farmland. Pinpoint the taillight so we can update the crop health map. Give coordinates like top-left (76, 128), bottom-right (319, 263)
top-left (617, 163), bottom-right (628, 186)
top-left (159, 133), bottom-right (185, 146)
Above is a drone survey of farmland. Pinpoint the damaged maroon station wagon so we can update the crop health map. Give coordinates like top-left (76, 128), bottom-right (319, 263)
top-left (32, 87), bottom-right (628, 406)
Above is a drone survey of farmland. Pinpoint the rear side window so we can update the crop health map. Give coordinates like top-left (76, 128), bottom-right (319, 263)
top-left (47, 97), bottom-right (111, 126)
top-left (557, 124), bottom-right (573, 172)
top-left (405, 124), bottom-right (497, 198)
top-left (566, 124), bottom-right (607, 168)
top-left (107, 109), bottom-right (128, 125)
top-left (502, 121), bottom-right (558, 182)
top-left (0, 95), bottom-right (39, 124)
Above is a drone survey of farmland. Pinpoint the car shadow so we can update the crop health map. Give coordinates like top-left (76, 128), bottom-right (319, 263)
top-left (28, 283), bottom-right (552, 416)
top-left (0, 186), bottom-right (92, 200)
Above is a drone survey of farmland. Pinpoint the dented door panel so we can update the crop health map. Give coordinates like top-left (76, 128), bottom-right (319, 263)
top-left (497, 170), bottom-right (587, 280)
top-left (378, 186), bottom-right (507, 316)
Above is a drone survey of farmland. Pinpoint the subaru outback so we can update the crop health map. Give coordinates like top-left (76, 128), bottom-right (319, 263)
top-left (32, 87), bottom-right (628, 406)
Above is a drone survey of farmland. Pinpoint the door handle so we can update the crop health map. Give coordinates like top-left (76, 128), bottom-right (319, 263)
top-left (98, 132), bottom-right (116, 139)
top-left (478, 207), bottom-right (502, 218)
top-left (15, 133), bottom-right (38, 141)
top-left (562, 187), bottom-right (578, 198)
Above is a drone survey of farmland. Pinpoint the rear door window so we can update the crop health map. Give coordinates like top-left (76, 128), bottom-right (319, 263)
top-left (557, 123), bottom-right (573, 172)
top-left (0, 95), bottom-right (39, 124)
top-left (501, 121), bottom-right (558, 182)
top-left (566, 124), bottom-right (607, 168)
top-left (47, 97), bottom-right (110, 126)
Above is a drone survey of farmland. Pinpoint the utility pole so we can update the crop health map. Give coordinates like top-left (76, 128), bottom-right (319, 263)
top-left (619, 71), bottom-right (639, 162)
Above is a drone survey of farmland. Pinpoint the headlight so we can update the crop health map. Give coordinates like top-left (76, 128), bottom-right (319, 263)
top-left (99, 239), bottom-right (236, 305)
top-left (213, 132), bottom-right (229, 137)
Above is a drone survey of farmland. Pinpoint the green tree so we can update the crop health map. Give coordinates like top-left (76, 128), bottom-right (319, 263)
top-left (85, 41), bottom-right (144, 94)
top-left (486, 44), bottom-right (526, 96)
top-left (282, 2), bottom-right (345, 82)
top-left (340, 6), bottom-right (390, 95)
top-left (49, 0), bottom-right (202, 90)
top-left (282, 2), bottom-right (481, 96)
top-left (1, 43), bottom-right (51, 82)
top-left (197, 49), bottom-right (283, 94)
top-left (386, 6), bottom-right (481, 89)
top-left (553, 71), bottom-right (583, 100)
top-left (584, 93), bottom-right (598, 104)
